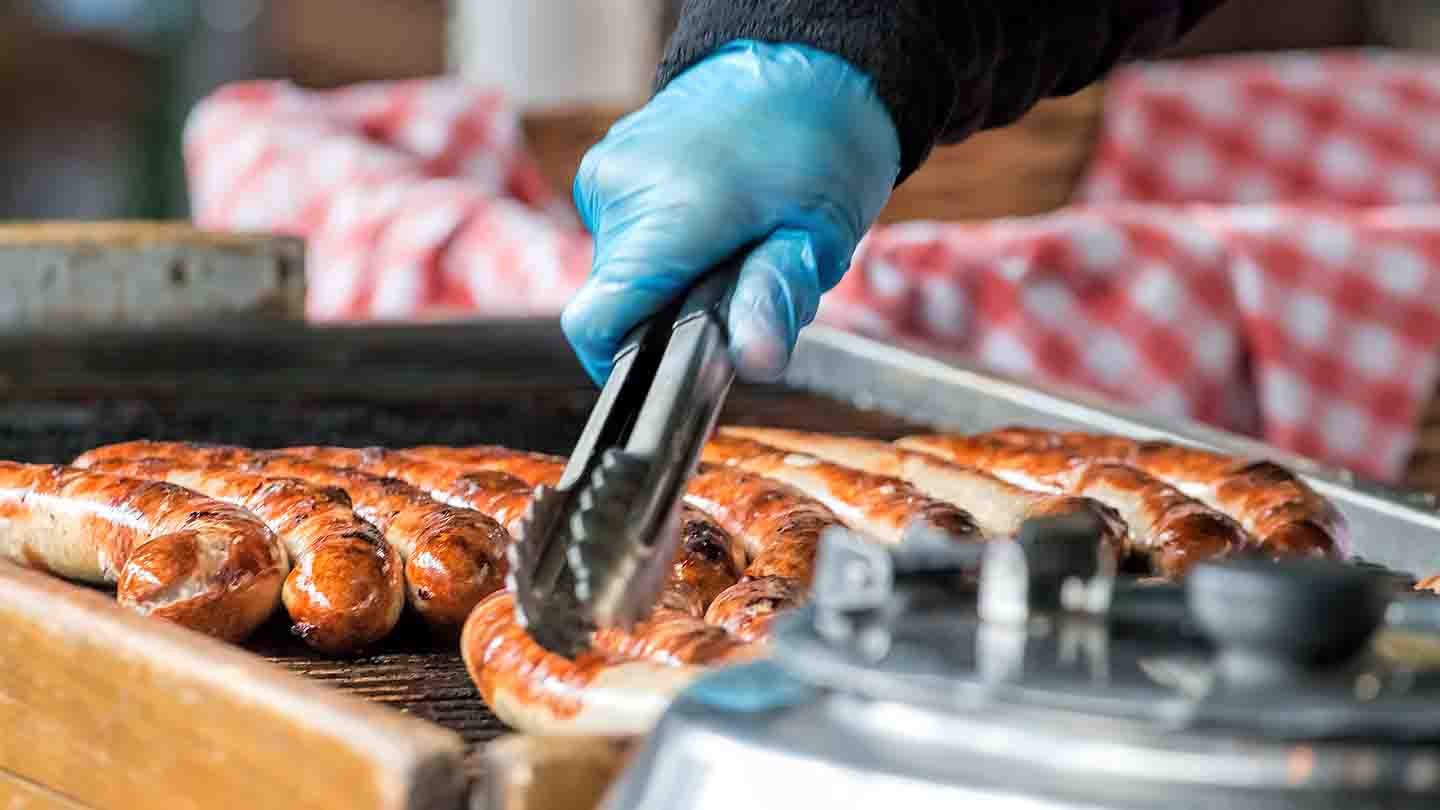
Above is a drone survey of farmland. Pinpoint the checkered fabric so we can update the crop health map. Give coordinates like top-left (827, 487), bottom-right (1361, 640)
top-left (183, 52), bottom-right (1440, 480)
top-left (185, 79), bottom-right (590, 321)
top-left (824, 205), bottom-right (1440, 479)
top-left (1077, 50), bottom-right (1440, 206)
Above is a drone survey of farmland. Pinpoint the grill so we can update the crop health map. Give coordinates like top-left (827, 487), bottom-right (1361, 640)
top-left (0, 320), bottom-right (920, 752)
top-left (2, 320), bottom-right (1438, 759)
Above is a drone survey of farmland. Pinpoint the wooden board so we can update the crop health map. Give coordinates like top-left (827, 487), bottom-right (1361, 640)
top-left (0, 561), bottom-right (467, 810)
top-left (473, 736), bottom-right (635, 810)
top-left (0, 222), bottom-right (305, 334)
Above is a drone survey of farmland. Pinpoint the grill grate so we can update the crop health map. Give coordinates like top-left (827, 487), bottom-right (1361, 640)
top-left (0, 390), bottom-right (920, 751)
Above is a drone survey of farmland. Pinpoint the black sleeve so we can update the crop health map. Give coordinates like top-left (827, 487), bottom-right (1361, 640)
top-left (655, 1), bottom-right (1226, 183)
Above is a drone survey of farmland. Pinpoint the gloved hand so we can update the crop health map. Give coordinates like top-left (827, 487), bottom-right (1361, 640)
top-left (561, 40), bottom-right (902, 383)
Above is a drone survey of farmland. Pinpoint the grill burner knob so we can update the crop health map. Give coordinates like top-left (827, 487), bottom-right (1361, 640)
top-left (1187, 557), bottom-right (1392, 689)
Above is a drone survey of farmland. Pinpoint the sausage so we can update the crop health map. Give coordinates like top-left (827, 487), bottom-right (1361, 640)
top-left (704, 577), bottom-right (806, 642)
top-left (591, 605), bottom-right (754, 667)
top-left (280, 446), bottom-right (536, 536)
top-left (718, 428), bottom-right (1128, 553)
top-left (219, 454), bottom-right (509, 633)
top-left (972, 427), bottom-right (1348, 559)
top-left (83, 457), bottom-right (404, 655)
top-left (684, 463), bottom-right (840, 584)
top-left (896, 435), bottom-right (1247, 578)
top-left (462, 590), bottom-right (756, 734)
top-left (655, 581), bottom-right (707, 618)
top-left (701, 435), bottom-right (982, 546)
top-left (403, 445), bottom-right (567, 488)
top-left (0, 462), bottom-right (286, 642)
top-left (289, 445), bottom-right (742, 610)
top-left (669, 505), bottom-right (745, 609)
top-left (78, 442), bottom-right (508, 632)
top-left (683, 468), bottom-right (819, 639)
top-left (77, 439), bottom-right (253, 468)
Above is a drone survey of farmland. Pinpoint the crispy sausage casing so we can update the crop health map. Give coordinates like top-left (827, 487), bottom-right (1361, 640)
top-left (461, 591), bottom-right (754, 734)
top-left (0, 462), bottom-right (286, 642)
top-left (84, 458), bottom-right (404, 654)
top-left (685, 463), bottom-right (839, 584)
top-left (404, 445), bottom-right (567, 487)
top-left (702, 435), bottom-right (981, 545)
top-left (669, 505), bottom-right (745, 609)
top-left (281, 446), bottom-right (537, 536)
top-left (705, 577), bottom-right (806, 642)
top-left (971, 427), bottom-right (1348, 559)
top-left (896, 435), bottom-right (1247, 577)
top-left (78, 441), bottom-right (508, 632)
top-left (719, 427), bottom-right (1128, 553)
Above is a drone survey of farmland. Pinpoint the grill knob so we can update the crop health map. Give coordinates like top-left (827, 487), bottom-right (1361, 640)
top-left (1187, 557), bottom-right (1392, 688)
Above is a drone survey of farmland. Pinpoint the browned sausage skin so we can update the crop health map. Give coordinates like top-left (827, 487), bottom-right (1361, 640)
top-left (704, 577), bottom-right (806, 642)
top-left (969, 427), bottom-right (1348, 559)
top-left (896, 435), bottom-right (1247, 578)
top-left (82, 458), bottom-right (404, 654)
top-left (718, 428), bottom-right (1128, 556)
top-left (77, 441), bottom-right (508, 632)
top-left (281, 446), bottom-right (537, 536)
top-left (684, 463), bottom-right (838, 585)
top-left (462, 590), bottom-right (756, 734)
top-left (403, 445), bottom-right (566, 488)
top-left (668, 504), bottom-right (745, 609)
top-left (0, 462), bottom-right (286, 642)
top-left (702, 435), bottom-right (981, 546)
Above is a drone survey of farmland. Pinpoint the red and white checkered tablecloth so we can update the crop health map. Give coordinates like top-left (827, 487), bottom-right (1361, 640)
top-left (1076, 50), bottom-right (1440, 206)
top-left (183, 52), bottom-right (1440, 481)
top-left (185, 79), bottom-right (590, 321)
top-left (824, 205), bottom-right (1440, 478)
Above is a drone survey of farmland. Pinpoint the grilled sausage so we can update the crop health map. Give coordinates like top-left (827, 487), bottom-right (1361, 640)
top-left (403, 445), bottom-right (567, 488)
top-left (0, 462), bottom-right (286, 642)
top-left (655, 581), bottom-right (707, 618)
top-left (78, 442), bottom-right (508, 632)
top-left (669, 505), bottom-right (745, 609)
top-left (289, 445), bottom-right (742, 611)
top-left (972, 426), bottom-right (1349, 559)
top-left (702, 435), bottom-right (982, 546)
top-left (83, 458), bottom-right (403, 654)
top-left (281, 446), bottom-right (536, 536)
top-left (462, 591), bottom-right (755, 734)
top-left (591, 605), bottom-right (755, 667)
top-left (719, 427), bottom-right (1128, 552)
top-left (684, 463), bottom-right (839, 584)
top-left (897, 435), bottom-right (1247, 578)
top-left (704, 577), bottom-right (806, 642)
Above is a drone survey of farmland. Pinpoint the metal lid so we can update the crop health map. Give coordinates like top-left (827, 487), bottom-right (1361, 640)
top-left (764, 519), bottom-right (1440, 798)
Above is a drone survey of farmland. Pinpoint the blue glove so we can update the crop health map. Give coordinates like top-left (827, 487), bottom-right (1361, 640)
top-left (561, 40), bottom-right (902, 383)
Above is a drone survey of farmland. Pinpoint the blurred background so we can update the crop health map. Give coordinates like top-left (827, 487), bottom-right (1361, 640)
top-left (2, 0), bottom-right (1436, 222)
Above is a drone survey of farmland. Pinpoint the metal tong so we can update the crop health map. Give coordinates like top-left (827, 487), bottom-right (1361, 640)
top-left (508, 264), bottom-right (741, 656)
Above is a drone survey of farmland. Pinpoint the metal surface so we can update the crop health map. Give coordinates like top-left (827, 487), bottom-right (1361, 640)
top-left (511, 268), bottom-right (737, 654)
top-left (604, 528), bottom-right (1440, 810)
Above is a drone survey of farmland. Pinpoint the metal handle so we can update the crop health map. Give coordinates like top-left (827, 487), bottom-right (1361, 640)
top-left (567, 260), bottom-right (742, 630)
